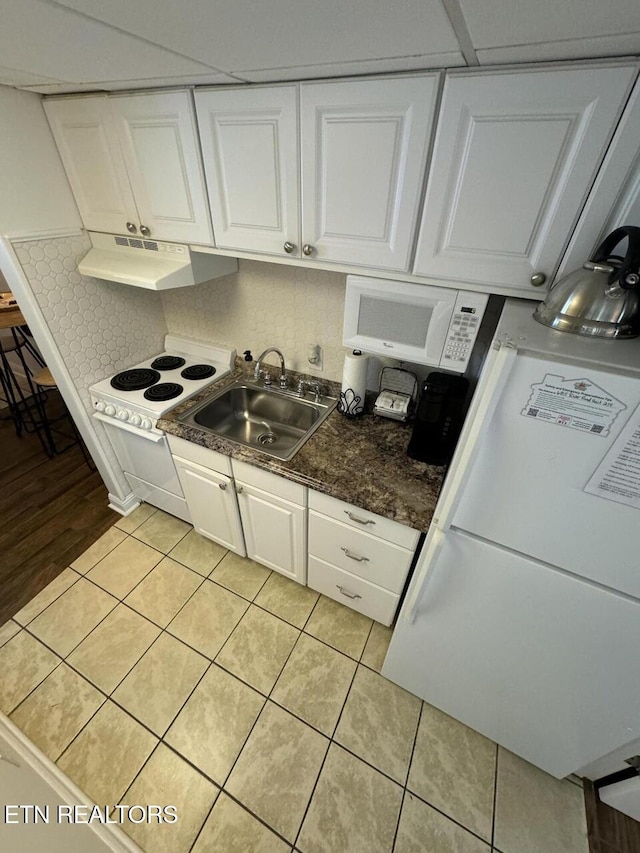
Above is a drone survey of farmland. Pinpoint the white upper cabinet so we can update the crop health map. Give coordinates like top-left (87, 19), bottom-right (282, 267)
top-left (413, 64), bottom-right (637, 293)
top-left (195, 85), bottom-right (299, 256)
top-left (44, 95), bottom-right (137, 235)
top-left (556, 76), bottom-right (640, 281)
top-left (300, 75), bottom-right (439, 270)
top-left (113, 91), bottom-right (213, 244)
top-left (45, 90), bottom-right (213, 243)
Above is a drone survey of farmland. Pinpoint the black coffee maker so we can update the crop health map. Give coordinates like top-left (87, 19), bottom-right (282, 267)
top-left (407, 372), bottom-right (469, 466)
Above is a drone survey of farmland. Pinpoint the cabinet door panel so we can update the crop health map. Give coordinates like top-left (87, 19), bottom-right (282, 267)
top-left (413, 65), bottom-right (636, 291)
top-left (114, 91), bottom-right (213, 244)
top-left (237, 481), bottom-right (306, 583)
top-left (195, 86), bottom-right (299, 255)
top-left (301, 75), bottom-right (439, 270)
top-left (556, 77), bottom-right (640, 282)
top-left (174, 458), bottom-right (245, 555)
top-left (44, 96), bottom-right (137, 235)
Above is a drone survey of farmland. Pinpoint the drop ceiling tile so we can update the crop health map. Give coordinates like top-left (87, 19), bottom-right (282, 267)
top-left (22, 71), bottom-right (242, 94)
top-left (1, 0), bottom-right (219, 85)
top-left (238, 53), bottom-right (464, 83)
top-left (458, 0), bottom-right (640, 53)
top-left (477, 34), bottom-right (640, 65)
top-left (0, 63), bottom-right (67, 87)
top-left (53, 0), bottom-right (462, 75)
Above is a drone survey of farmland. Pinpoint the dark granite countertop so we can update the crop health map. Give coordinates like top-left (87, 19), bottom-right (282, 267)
top-left (158, 363), bottom-right (445, 532)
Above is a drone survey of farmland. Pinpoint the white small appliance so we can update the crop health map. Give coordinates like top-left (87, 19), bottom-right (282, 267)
top-left (343, 275), bottom-right (488, 371)
top-left (382, 299), bottom-right (640, 780)
top-left (90, 335), bottom-right (235, 521)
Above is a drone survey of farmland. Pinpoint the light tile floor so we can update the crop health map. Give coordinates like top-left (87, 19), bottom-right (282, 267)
top-left (0, 505), bottom-right (590, 853)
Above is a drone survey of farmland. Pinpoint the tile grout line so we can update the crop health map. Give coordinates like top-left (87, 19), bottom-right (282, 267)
top-left (391, 698), bottom-right (425, 852)
top-left (491, 743), bottom-right (500, 850)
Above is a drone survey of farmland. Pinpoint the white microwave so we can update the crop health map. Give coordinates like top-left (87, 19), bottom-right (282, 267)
top-left (343, 276), bottom-right (488, 371)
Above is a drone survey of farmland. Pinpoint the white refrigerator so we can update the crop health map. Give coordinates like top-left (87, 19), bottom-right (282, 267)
top-left (382, 298), bottom-right (640, 779)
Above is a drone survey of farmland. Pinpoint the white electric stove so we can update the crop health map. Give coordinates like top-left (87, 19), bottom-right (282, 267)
top-left (91, 335), bottom-right (236, 521)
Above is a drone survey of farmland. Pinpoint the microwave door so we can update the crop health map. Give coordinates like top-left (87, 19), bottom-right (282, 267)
top-left (343, 277), bottom-right (458, 366)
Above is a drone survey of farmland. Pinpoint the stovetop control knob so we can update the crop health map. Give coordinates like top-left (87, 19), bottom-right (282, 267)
top-left (116, 409), bottom-right (129, 421)
top-left (140, 418), bottom-right (152, 430)
top-left (104, 404), bottom-right (116, 416)
top-left (129, 413), bottom-right (141, 427)
top-left (95, 400), bottom-right (106, 412)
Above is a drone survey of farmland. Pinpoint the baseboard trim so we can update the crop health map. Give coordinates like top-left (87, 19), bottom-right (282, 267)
top-left (107, 492), bottom-right (141, 517)
top-left (0, 713), bottom-right (141, 852)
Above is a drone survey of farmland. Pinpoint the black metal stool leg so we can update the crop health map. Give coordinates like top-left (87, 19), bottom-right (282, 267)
top-left (0, 360), bottom-right (23, 436)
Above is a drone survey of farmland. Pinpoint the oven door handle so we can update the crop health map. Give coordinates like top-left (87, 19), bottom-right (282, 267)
top-left (93, 412), bottom-right (165, 443)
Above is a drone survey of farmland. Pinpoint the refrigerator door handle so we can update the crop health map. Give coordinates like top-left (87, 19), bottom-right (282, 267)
top-left (434, 341), bottom-right (518, 531)
top-left (401, 527), bottom-right (445, 623)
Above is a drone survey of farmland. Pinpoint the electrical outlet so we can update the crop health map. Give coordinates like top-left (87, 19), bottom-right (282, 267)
top-left (308, 345), bottom-right (323, 371)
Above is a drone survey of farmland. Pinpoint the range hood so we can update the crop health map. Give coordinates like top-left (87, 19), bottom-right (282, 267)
top-left (78, 231), bottom-right (237, 290)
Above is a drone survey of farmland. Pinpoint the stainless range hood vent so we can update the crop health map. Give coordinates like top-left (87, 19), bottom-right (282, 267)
top-left (78, 231), bottom-right (237, 290)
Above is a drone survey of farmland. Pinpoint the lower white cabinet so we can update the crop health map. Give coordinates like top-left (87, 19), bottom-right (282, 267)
top-left (307, 491), bottom-right (420, 625)
top-left (173, 452), bottom-right (306, 582)
top-left (173, 457), bottom-right (245, 555)
top-left (171, 443), bottom-right (419, 620)
top-left (235, 480), bottom-right (306, 583)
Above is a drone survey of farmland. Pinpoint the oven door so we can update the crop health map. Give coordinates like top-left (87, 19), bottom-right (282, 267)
top-left (343, 276), bottom-right (457, 366)
top-left (98, 417), bottom-right (184, 497)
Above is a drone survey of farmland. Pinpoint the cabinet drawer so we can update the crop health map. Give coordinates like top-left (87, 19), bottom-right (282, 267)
top-left (309, 490), bottom-right (419, 549)
top-left (233, 459), bottom-right (306, 506)
top-left (309, 511), bottom-right (412, 594)
top-left (167, 434), bottom-right (232, 476)
top-left (308, 555), bottom-right (399, 627)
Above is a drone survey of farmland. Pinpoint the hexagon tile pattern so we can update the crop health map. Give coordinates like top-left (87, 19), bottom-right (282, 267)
top-left (14, 234), bottom-right (167, 493)
top-left (161, 259), bottom-right (348, 381)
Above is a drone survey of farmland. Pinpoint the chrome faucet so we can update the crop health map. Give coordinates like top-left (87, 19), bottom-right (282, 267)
top-left (254, 347), bottom-right (288, 389)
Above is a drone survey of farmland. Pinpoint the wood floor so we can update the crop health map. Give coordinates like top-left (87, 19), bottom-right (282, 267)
top-left (0, 394), bottom-right (117, 625)
top-left (585, 779), bottom-right (640, 853)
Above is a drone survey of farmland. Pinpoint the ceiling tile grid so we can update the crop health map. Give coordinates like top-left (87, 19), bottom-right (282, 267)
top-left (1, 1), bottom-right (639, 95)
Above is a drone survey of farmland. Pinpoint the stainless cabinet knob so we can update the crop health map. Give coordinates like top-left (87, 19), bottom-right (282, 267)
top-left (302, 244), bottom-right (314, 257)
top-left (140, 225), bottom-right (151, 237)
top-left (126, 222), bottom-right (137, 234)
top-left (219, 482), bottom-right (227, 490)
top-left (530, 272), bottom-right (547, 287)
top-left (283, 241), bottom-right (295, 254)
top-left (235, 484), bottom-right (244, 494)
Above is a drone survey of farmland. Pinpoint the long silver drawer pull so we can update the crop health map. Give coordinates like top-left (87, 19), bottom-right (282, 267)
top-left (344, 511), bottom-right (375, 525)
top-left (336, 585), bottom-right (362, 600)
top-left (341, 547), bottom-right (369, 563)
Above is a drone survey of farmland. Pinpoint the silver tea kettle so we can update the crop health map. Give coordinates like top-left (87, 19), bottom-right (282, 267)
top-left (534, 225), bottom-right (640, 338)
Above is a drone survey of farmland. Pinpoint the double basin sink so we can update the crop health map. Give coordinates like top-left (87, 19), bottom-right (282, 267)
top-left (177, 378), bottom-right (338, 461)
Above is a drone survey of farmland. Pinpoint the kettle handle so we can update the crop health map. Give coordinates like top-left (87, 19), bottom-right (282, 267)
top-left (591, 226), bottom-right (640, 289)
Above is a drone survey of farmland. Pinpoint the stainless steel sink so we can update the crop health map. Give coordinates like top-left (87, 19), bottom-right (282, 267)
top-left (177, 379), bottom-right (338, 461)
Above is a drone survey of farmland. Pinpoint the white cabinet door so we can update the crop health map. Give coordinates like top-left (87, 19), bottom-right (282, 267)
top-left (300, 74), bottom-right (439, 270)
top-left (44, 96), bottom-right (137, 235)
top-left (195, 86), bottom-right (299, 256)
top-left (174, 458), bottom-right (245, 555)
top-left (556, 77), bottom-right (640, 282)
top-left (383, 528), bottom-right (640, 778)
top-left (413, 64), bottom-right (636, 292)
top-left (113, 91), bottom-right (213, 244)
top-left (236, 480), bottom-right (306, 583)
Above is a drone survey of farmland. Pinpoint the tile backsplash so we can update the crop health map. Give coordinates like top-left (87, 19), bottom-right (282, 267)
top-left (161, 260), bottom-right (348, 382)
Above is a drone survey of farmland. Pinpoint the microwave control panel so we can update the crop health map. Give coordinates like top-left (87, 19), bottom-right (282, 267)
top-left (441, 292), bottom-right (489, 371)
